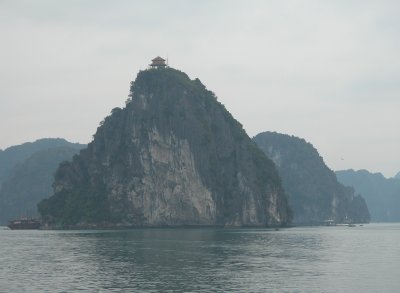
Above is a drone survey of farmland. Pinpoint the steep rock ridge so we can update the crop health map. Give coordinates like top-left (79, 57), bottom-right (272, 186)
top-left (39, 68), bottom-right (291, 227)
top-left (336, 169), bottom-right (400, 222)
top-left (254, 131), bottom-right (370, 225)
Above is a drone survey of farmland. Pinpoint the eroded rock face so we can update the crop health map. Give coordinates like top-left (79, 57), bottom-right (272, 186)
top-left (254, 131), bottom-right (370, 225)
top-left (39, 68), bottom-right (291, 227)
top-left (124, 128), bottom-right (216, 225)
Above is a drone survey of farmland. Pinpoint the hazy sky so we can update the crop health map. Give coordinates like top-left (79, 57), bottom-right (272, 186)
top-left (1, 0), bottom-right (399, 177)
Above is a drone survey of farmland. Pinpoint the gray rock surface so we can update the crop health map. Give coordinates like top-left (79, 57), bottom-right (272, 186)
top-left (39, 68), bottom-right (291, 227)
top-left (254, 131), bottom-right (370, 225)
top-left (336, 169), bottom-right (400, 222)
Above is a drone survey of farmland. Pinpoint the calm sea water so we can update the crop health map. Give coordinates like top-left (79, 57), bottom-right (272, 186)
top-left (0, 223), bottom-right (399, 292)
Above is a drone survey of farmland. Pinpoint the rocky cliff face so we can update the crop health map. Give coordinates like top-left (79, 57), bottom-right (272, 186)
top-left (254, 132), bottom-right (370, 224)
top-left (39, 68), bottom-right (291, 227)
top-left (336, 169), bottom-right (400, 222)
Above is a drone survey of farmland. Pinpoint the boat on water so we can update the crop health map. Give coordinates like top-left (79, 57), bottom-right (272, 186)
top-left (324, 219), bottom-right (335, 226)
top-left (7, 218), bottom-right (41, 230)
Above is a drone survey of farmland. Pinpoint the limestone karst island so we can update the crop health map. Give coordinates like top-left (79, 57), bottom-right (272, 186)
top-left (2, 2), bottom-right (399, 291)
top-left (38, 57), bottom-right (292, 228)
top-left (6, 56), bottom-right (365, 229)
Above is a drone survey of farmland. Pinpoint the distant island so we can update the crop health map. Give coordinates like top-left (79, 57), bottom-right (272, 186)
top-left (336, 169), bottom-right (400, 222)
top-left (0, 138), bottom-right (85, 225)
top-left (254, 132), bottom-right (370, 225)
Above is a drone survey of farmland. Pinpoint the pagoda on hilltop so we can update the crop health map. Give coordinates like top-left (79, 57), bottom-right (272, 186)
top-left (149, 56), bottom-right (167, 69)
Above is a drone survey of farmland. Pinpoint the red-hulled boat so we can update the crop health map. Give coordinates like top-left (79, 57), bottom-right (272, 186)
top-left (7, 218), bottom-right (41, 230)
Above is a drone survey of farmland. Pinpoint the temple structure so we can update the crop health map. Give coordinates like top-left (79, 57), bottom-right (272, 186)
top-left (149, 56), bottom-right (167, 69)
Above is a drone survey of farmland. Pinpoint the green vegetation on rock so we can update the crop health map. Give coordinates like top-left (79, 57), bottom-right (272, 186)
top-left (336, 169), bottom-right (400, 222)
top-left (39, 68), bottom-right (291, 228)
top-left (254, 131), bottom-right (370, 225)
top-left (0, 140), bottom-right (85, 224)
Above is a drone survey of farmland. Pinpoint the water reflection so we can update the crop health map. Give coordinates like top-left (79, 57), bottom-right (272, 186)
top-left (1, 225), bottom-right (399, 292)
top-left (55, 228), bottom-right (328, 292)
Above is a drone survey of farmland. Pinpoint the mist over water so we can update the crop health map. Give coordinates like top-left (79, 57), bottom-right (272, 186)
top-left (1, 224), bottom-right (399, 292)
